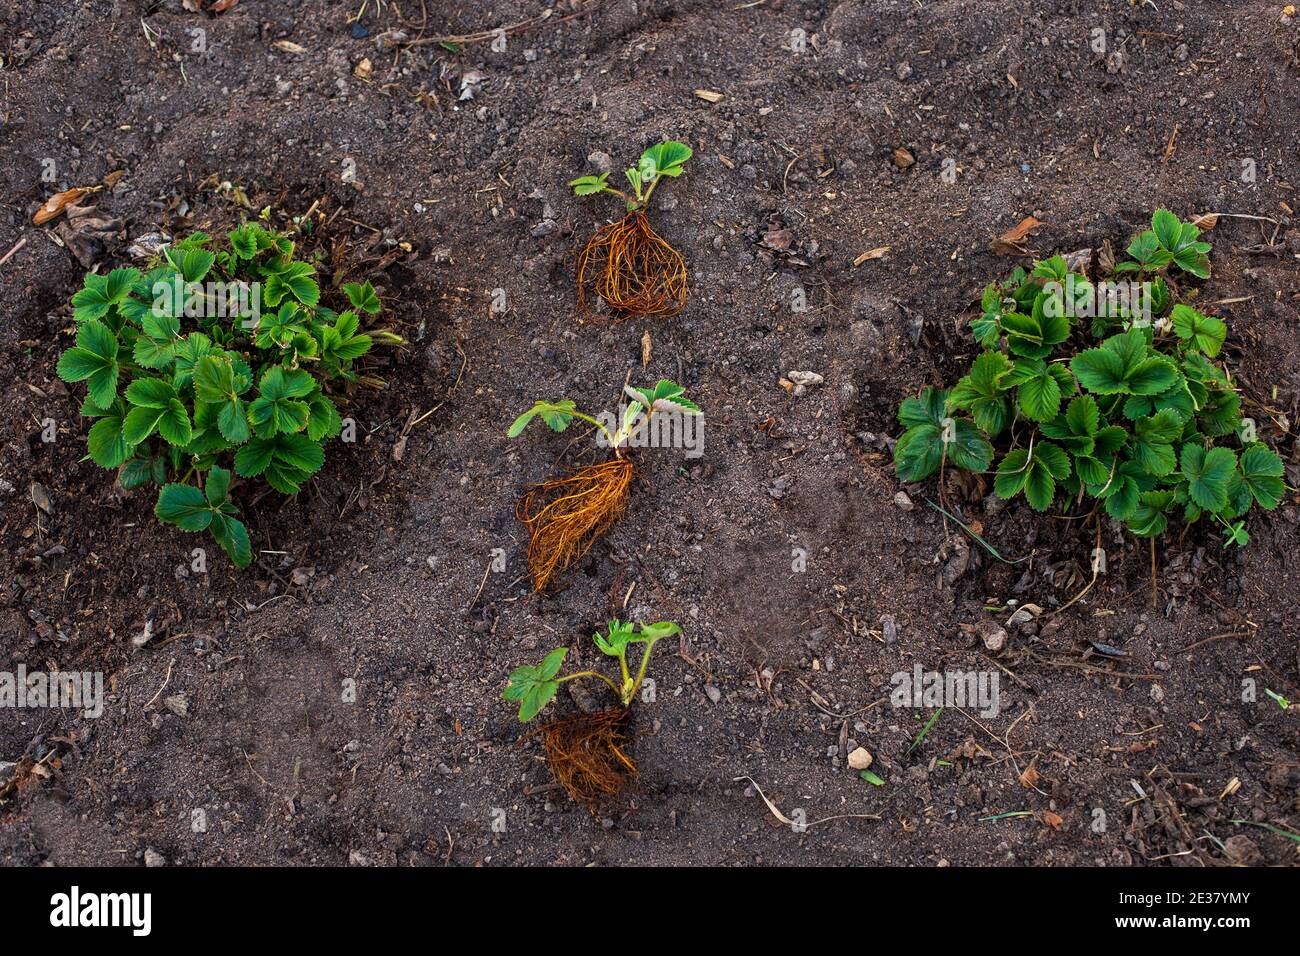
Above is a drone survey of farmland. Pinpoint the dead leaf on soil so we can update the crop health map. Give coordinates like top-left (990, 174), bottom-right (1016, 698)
top-left (30, 482), bottom-right (53, 515)
top-left (211, 0), bottom-right (239, 10)
top-left (32, 186), bottom-right (97, 225)
top-left (273, 40), bottom-right (308, 55)
top-left (641, 329), bottom-right (651, 367)
top-left (1041, 810), bottom-right (1063, 830)
top-left (54, 203), bottom-right (123, 268)
top-left (992, 215), bottom-right (1044, 255)
top-left (1098, 237), bottom-right (1116, 274)
top-left (853, 246), bottom-right (890, 266)
top-left (760, 223), bottom-right (795, 251)
top-left (694, 89), bottom-right (724, 103)
top-left (1019, 764), bottom-right (1041, 788)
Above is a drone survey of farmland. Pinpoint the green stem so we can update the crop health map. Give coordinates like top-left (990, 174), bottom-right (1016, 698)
top-left (625, 637), bottom-right (663, 705)
top-left (640, 173), bottom-right (664, 208)
top-left (601, 186), bottom-right (636, 207)
top-left (565, 409), bottom-right (619, 452)
top-left (556, 671), bottom-right (621, 695)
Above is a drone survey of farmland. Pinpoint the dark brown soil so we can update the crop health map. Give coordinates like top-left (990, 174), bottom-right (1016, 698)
top-left (1, 0), bottom-right (1298, 867)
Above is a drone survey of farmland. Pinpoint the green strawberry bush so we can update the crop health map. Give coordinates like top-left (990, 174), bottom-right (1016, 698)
top-left (56, 223), bottom-right (402, 567)
top-left (893, 210), bottom-right (1286, 548)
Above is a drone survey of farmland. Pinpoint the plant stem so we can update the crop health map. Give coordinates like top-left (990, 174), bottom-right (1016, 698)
top-left (640, 173), bottom-right (664, 207)
top-left (565, 409), bottom-right (619, 451)
top-left (625, 636), bottom-right (662, 705)
top-left (602, 186), bottom-right (635, 206)
top-left (556, 671), bottom-right (621, 695)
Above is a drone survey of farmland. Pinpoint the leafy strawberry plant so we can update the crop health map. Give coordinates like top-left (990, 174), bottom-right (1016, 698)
top-left (57, 224), bottom-right (402, 567)
top-left (503, 620), bottom-right (681, 721)
top-left (894, 210), bottom-right (1287, 548)
top-left (1113, 208), bottom-right (1213, 279)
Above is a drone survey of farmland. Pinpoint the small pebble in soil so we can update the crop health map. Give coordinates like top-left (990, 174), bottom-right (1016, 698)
top-left (893, 491), bottom-right (913, 511)
top-left (977, 619), bottom-right (1008, 652)
top-left (848, 746), bottom-right (873, 770)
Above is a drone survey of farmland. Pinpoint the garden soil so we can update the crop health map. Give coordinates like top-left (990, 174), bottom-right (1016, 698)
top-left (1, 0), bottom-right (1298, 866)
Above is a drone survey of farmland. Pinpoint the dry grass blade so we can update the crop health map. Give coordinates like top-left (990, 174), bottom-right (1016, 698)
top-left (516, 458), bottom-right (633, 591)
top-left (576, 211), bottom-right (686, 320)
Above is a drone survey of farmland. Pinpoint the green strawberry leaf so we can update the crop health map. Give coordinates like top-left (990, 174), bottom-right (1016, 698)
top-left (341, 279), bottom-right (382, 314)
top-left (1239, 443), bottom-right (1285, 510)
top-left (1181, 444), bottom-right (1237, 512)
top-left (1170, 304), bottom-right (1226, 357)
top-left (57, 319), bottom-right (120, 408)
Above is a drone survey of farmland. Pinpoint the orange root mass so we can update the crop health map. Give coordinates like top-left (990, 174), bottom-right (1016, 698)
top-left (516, 458), bottom-right (634, 592)
top-left (575, 211), bottom-right (687, 320)
top-left (531, 707), bottom-right (637, 813)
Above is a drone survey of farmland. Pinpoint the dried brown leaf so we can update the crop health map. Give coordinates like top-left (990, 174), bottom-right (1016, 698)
top-left (33, 187), bottom-right (94, 225)
top-left (992, 215), bottom-right (1044, 255)
top-left (853, 246), bottom-right (890, 266)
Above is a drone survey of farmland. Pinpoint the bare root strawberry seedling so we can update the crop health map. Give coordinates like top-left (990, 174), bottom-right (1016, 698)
top-left (569, 140), bottom-right (692, 320)
top-left (509, 379), bottom-right (701, 591)
top-left (503, 620), bottom-right (680, 810)
top-left (57, 223), bottom-right (403, 567)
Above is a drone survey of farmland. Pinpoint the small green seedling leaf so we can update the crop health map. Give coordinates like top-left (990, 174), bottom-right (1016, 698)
top-left (625, 379), bottom-right (701, 415)
top-left (639, 141), bottom-right (692, 179)
top-left (568, 172), bottom-right (611, 196)
top-left (508, 399), bottom-right (578, 437)
top-left (502, 647), bottom-right (567, 722)
top-left (1170, 304), bottom-right (1226, 357)
top-left (341, 280), bottom-right (382, 314)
